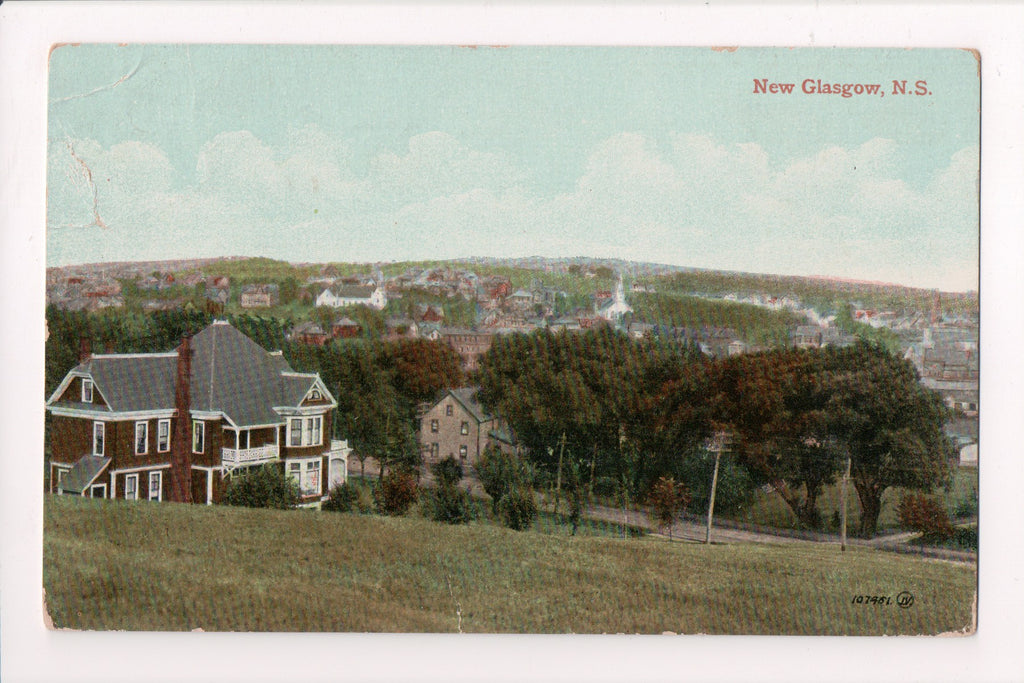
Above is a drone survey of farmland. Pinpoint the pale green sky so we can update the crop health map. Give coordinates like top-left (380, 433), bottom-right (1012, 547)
top-left (47, 45), bottom-right (979, 290)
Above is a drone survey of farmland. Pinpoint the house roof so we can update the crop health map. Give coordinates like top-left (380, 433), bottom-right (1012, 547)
top-left (447, 387), bottom-right (492, 424)
top-left (60, 455), bottom-right (111, 494)
top-left (59, 321), bottom-right (333, 427)
top-left (327, 284), bottom-right (376, 299)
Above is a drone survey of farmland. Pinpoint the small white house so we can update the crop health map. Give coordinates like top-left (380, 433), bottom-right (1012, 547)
top-left (316, 284), bottom-right (387, 310)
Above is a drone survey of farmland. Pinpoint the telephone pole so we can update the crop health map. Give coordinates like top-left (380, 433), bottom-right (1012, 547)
top-left (705, 431), bottom-right (728, 544)
top-left (840, 454), bottom-right (852, 552)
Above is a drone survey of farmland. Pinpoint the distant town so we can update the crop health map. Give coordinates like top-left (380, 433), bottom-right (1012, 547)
top-left (46, 254), bottom-right (978, 469)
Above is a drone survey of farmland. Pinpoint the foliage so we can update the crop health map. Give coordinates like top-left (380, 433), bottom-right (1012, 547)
top-left (474, 446), bottom-right (533, 513)
top-left (496, 487), bottom-right (538, 531)
top-left (380, 338), bottom-right (465, 403)
top-left (223, 464), bottom-right (300, 510)
top-left (431, 456), bottom-right (464, 489)
top-left (897, 494), bottom-right (955, 541)
top-left (477, 327), bottom-right (704, 493)
top-left (322, 482), bottom-right (360, 513)
top-left (374, 469), bottom-right (419, 516)
top-left (647, 476), bottom-right (691, 537)
top-left (678, 450), bottom-right (756, 515)
top-left (428, 482), bottom-right (474, 525)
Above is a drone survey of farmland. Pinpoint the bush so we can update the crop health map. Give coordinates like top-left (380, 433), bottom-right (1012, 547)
top-left (897, 493), bottom-right (954, 541)
top-left (647, 476), bottom-right (691, 538)
top-left (322, 482), bottom-right (359, 513)
top-left (374, 469), bottom-right (419, 516)
top-left (475, 446), bottom-right (533, 513)
top-left (428, 483), bottom-right (474, 525)
top-left (431, 456), bottom-right (463, 489)
top-left (497, 487), bottom-right (537, 531)
top-left (223, 464), bottom-right (300, 510)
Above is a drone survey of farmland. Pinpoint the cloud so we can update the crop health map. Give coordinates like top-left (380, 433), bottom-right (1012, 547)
top-left (46, 128), bottom-right (978, 290)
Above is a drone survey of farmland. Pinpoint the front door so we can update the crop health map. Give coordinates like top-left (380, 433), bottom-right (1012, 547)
top-left (329, 457), bottom-right (346, 488)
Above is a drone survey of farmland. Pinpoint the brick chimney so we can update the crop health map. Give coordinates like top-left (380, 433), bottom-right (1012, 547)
top-left (168, 335), bottom-right (194, 503)
top-left (78, 336), bottom-right (92, 364)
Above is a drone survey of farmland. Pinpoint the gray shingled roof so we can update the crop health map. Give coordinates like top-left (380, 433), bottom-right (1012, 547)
top-left (60, 455), bottom-right (110, 494)
top-left (448, 388), bottom-right (492, 424)
top-left (67, 322), bottom-right (322, 427)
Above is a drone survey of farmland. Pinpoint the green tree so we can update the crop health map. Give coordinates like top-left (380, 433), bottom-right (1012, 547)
top-left (474, 445), bottom-right (533, 513)
top-left (497, 487), bottom-right (537, 531)
top-left (826, 343), bottom-right (955, 538)
top-left (322, 481), bottom-right (360, 513)
top-left (223, 464), bottom-right (300, 510)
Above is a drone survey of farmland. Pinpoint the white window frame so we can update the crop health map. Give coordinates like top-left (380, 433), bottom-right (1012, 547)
top-left (459, 445), bottom-right (468, 460)
top-left (287, 416), bottom-right (323, 447)
top-left (148, 471), bottom-right (162, 501)
top-left (192, 420), bottom-right (205, 453)
top-left (431, 419), bottom-right (439, 433)
top-left (81, 378), bottom-right (93, 403)
top-left (286, 457), bottom-right (322, 497)
top-left (90, 484), bottom-right (107, 499)
top-left (92, 421), bottom-right (105, 456)
top-left (55, 467), bottom-right (69, 489)
top-left (124, 474), bottom-right (139, 501)
top-left (157, 419), bottom-right (171, 452)
top-left (461, 421), bottom-right (470, 436)
top-left (135, 421), bottom-right (149, 455)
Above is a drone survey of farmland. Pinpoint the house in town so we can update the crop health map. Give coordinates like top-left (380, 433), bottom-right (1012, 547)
top-left (290, 321), bottom-right (331, 346)
top-left (439, 328), bottom-right (494, 372)
top-left (331, 317), bottom-right (362, 339)
top-left (316, 284), bottom-right (387, 310)
top-left (417, 387), bottom-right (512, 468)
top-left (239, 283), bottom-right (280, 308)
top-left (46, 320), bottom-right (350, 507)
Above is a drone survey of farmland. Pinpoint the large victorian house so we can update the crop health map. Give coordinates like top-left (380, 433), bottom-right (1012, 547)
top-left (46, 320), bottom-right (349, 507)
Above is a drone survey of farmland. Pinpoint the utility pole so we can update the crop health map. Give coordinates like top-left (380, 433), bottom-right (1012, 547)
top-left (705, 432), bottom-right (725, 545)
top-left (554, 432), bottom-right (566, 516)
top-left (840, 454), bottom-right (851, 552)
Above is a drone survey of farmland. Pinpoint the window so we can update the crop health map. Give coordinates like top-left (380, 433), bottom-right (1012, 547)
top-left (56, 468), bottom-right (68, 488)
top-left (125, 474), bottom-right (138, 501)
top-left (431, 419), bottom-right (439, 433)
top-left (289, 416), bottom-right (324, 447)
top-left (148, 471), bottom-right (162, 501)
top-left (459, 445), bottom-right (468, 460)
top-left (310, 389), bottom-right (322, 401)
top-left (135, 421), bottom-right (149, 455)
top-left (81, 378), bottom-right (93, 403)
top-left (286, 459), bottom-right (321, 497)
top-left (305, 460), bottom-right (321, 496)
top-left (445, 404), bottom-right (453, 416)
top-left (92, 422), bottom-right (104, 455)
top-left (460, 421), bottom-right (470, 436)
top-left (431, 443), bottom-right (439, 459)
top-left (157, 419), bottom-right (170, 452)
top-left (192, 421), bottom-right (205, 453)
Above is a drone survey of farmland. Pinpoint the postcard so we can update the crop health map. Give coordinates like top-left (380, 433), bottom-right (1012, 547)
top-left (40, 43), bottom-right (979, 639)
top-left (7, 5), bottom-right (1023, 679)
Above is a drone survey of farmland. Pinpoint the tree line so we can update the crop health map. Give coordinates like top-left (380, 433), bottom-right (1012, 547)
top-left (476, 328), bottom-right (954, 538)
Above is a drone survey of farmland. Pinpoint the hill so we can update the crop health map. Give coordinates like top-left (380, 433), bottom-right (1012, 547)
top-left (44, 496), bottom-right (975, 634)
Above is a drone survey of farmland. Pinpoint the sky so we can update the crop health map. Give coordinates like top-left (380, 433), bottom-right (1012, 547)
top-left (47, 45), bottom-right (979, 291)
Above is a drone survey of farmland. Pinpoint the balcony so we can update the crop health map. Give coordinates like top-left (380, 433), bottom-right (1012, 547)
top-left (222, 444), bottom-right (280, 468)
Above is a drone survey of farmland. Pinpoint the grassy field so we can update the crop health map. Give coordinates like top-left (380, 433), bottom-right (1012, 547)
top-left (729, 467), bottom-right (979, 534)
top-left (44, 495), bottom-right (975, 634)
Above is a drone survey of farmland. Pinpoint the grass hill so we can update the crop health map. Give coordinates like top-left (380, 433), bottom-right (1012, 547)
top-left (44, 496), bottom-right (975, 634)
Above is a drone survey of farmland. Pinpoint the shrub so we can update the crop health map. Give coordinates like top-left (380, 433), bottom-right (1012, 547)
top-left (428, 483), bottom-right (474, 525)
top-left (322, 482), bottom-right (359, 513)
top-left (497, 487), bottom-right (537, 531)
top-left (475, 446), bottom-right (533, 513)
top-left (897, 493), bottom-right (954, 541)
top-left (431, 456), bottom-right (463, 489)
top-left (647, 476), bottom-right (691, 538)
top-left (374, 469), bottom-right (419, 516)
top-left (223, 464), bottom-right (300, 510)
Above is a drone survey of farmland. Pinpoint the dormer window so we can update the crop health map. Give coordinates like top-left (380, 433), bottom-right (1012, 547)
top-left (82, 378), bottom-right (93, 403)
